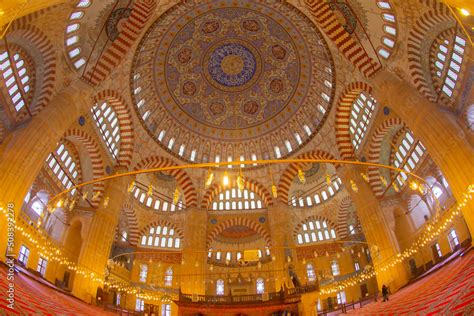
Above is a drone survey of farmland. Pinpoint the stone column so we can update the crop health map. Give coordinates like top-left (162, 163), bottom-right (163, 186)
top-left (371, 70), bottom-right (474, 237)
top-left (72, 173), bottom-right (129, 302)
top-left (179, 207), bottom-right (207, 294)
top-left (0, 80), bottom-right (93, 261)
top-left (299, 292), bottom-right (319, 316)
top-left (342, 165), bottom-right (409, 291)
top-left (267, 201), bottom-right (293, 290)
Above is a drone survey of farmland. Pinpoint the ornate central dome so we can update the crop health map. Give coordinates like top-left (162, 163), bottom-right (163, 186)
top-left (131, 0), bottom-right (335, 163)
top-left (205, 41), bottom-right (260, 90)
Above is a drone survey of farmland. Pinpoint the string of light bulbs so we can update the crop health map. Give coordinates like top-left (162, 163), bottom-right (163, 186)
top-left (2, 159), bottom-right (471, 301)
top-left (1, 184), bottom-right (471, 299)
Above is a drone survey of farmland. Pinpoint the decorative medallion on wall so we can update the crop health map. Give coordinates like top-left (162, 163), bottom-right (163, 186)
top-left (328, 0), bottom-right (357, 34)
top-left (106, 7), bottom-right (132, 41)
top-left (78, 116), bottom-right (86, 126)
top-left (131, 0), bottom-right (335, 163)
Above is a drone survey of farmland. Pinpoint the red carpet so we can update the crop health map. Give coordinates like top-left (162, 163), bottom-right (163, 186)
top-left (0, 265), bottom-right (116, 315)
top-left (1, 252), bottom-right (473, 315)
top-left (347, 250), bottom-right (474, 315)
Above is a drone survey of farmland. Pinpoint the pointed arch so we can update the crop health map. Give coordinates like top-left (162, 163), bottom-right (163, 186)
top-left (133, 156), bottom-right (197, 208)
top-left (277, 150), bottom-right (341, 203)
top-left (337, 196), bottom-right (353, 239)
top-left (138, 220), bottom-right (184, 250)
top-left (303, 0), bottom-right (381, 77)
top-left (121, 202), bottom-right (140, 246)
top-left (407, 8), bottom-right (455, 102)
top-left (63, 128), bottom-right (105, 207)
top-left (367, 117), bottom-right (406, 197)
top-left (201, 177), bottom-right (272, 209)
top-left (207, 218), bottom-right (271, 247)
top-left (335, 82), bottom-right (374, 160)
top-left (84, 0), bottom-right (157, 85)
top-left (3, 24), bottom-right (56, 119)
top-left (92, 89), bottom-right (134, 169)
top-left (139, 220), bottom-right (184, 239)
top-left (293, 215), bottom-right (338, 241)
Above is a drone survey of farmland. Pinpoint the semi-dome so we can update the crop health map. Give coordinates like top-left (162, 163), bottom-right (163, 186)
top-left (131, 0), bottom-right (335, 164)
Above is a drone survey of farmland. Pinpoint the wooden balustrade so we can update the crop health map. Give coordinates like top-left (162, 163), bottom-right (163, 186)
top-left (178, 283), bottom-right (319, 305)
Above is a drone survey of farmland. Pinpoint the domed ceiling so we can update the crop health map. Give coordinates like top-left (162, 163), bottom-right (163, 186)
top-left (131, 0), bottom-right (335, 164)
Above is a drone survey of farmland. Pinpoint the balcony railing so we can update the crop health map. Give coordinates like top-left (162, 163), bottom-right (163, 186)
top-left (178, 284), bottom-right (319, 305)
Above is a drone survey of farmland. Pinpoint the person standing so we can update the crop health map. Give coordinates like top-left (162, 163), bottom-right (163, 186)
top-left (382, 284), bottom-right (389, 302)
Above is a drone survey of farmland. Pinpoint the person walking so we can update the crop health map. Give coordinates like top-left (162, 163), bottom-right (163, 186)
top-left (382, 284), bottom-right (389, 302)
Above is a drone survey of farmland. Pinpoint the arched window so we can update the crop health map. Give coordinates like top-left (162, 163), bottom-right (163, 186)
top-left (45, 142), bottom-right (81, 196)
top-left (91, 101), bottom-right (121, 160)
top-left (431, 31), bottom-right (466, 99)
top-left (392, 130), bottom-right (426, 188)
top-left (291, 177), bottom-right (342, 207)
top-left (139, 224), bottom-right (181, 249)
top-left (31, 200), bottom-right (44, 216)
top-left (256, 278), bottom-right (265, 294)
top-left (296, 219), bottom-right (337, 245)
top-left (432, 186), bottom-right (443, 198)
top-left (216, 279), bottom-right (224, 296)
top-left (331, 260), bottom-right (340, 276)
top-left (0, 48), bottom-right (34, 113)
top-left (349, 224), bottom-right (357, 235)
top-left (120, 231), bottom-right (128, 242)
top-left (306, 263), bottom-right (316, 282)
top-left (274, 146), bottom-right (281, 158)
top-left (377, 1), bottom-right (397, 59)
top-left (131, 185), bottom-right (183, 212)
top-left (139, 264), bottom-right (147, 283)
top-left (294, 133), bottom-right (302, 145)
top-left (65, 0), bottom-right (91, 69)
top-left (467, 105), bottom-right (474, 131)
top-left (350, 92), bottom-right (376, 150)
top-left (210, 187), bottom-right (264, 210)
top-left (178, 144), bottom-right (185, 156)
top-left (164, 267), bottom-right (173, 286)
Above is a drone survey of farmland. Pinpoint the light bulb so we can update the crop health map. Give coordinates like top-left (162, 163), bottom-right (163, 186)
top-left (205, 169), bottom-right (214, 187)
top-left (380, 176), bottom-right (387, 187)
top-left (223, 171), bottom-right (229, 186)
top-left (360, 173), bottom-right (369, 183)
top-left (237, 174), bottom-right (244, 191)
top-left (350, 180), bottom-right (358, 192)
top-left (325, 174), bottom-right (331, 186)
top-left (409, 181), bottom-right (418, 191)
top-left (392, 182), bottom-right (399, 192)
top-left (56, 199), bottom-right (64, 208)
top-left (460, 8), bottom-right (470, 16)
top-left (127, 181), bottom-right (135, 193)
top-left (297, 168), bottom-right (306, 184)
top-left (92, 191), bottom-right (100, 201)
top-left (271, 184), bottom-right (278, 198)
top-left (103, 197), bottom-right (109, 207)
top-left (173, 188), bottom-right (180, 204)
